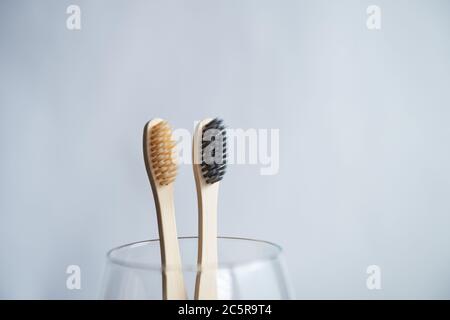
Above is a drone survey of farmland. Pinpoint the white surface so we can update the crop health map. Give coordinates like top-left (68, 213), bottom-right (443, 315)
top-left (1, 0), bottom-right (450, 298)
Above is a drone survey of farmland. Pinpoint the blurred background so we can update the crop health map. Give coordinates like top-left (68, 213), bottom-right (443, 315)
top-left (1, 0), bottom-right (450, 299)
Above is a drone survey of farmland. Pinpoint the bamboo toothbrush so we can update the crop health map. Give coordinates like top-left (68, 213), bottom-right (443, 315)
top-left (193, 118), bottom-right (227, 300)
top-left (143, 118), bottom-right (187, 300)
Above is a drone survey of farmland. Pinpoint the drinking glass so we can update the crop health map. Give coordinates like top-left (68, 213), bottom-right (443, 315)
top-left (101, 236), bottom-right (293, 299)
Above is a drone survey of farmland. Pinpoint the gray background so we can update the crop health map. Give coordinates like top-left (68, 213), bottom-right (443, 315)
top-left (1, 0), bottom-right (450, 299)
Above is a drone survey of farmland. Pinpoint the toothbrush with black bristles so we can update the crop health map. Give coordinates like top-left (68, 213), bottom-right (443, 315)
top-left (192, 118), bottom-right (227, 300)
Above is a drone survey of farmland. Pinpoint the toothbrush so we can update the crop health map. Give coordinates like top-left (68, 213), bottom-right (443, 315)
top-left (192, 118), bottom-right (227, 300)
top-left (143, 118), bottom-right (187, 300)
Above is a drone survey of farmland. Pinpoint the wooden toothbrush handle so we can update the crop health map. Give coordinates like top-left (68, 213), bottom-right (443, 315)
top-left (163, 269), bottom-right (187, 300)
top-left (195, 269), bottom-right (217, 300)
top-left (195, 184), bottom-right (219, 300)
top-left (156, 187), bottom-right (187, 300)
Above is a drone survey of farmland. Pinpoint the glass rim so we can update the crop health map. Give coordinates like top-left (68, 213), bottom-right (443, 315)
top-left (106, 236), bottom-right (283, 271)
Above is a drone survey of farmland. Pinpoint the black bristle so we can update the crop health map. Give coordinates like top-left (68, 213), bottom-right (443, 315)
top-left (201, 118), bottom-right (227, 184)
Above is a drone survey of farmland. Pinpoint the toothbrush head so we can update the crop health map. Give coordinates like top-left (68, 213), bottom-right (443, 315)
top-left (149, 120), bottom-right (177, 186)
top-left (201, 118), bottom-right (227, 184)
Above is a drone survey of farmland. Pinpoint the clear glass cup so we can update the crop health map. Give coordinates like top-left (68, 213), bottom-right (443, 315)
top-left (101, 236), bottom-right (293, 299)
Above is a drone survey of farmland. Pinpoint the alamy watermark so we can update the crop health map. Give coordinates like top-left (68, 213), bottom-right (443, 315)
top-left (66, 5), bottom-right (81, 30)
top-left (66, 265), bottom-right (81, 290)
top-left (366, 265), bottom-right (381, 290)
top-left (366, 5), bottom-right (381, 30)
top-left (174, 123), bottom-right (279, 176)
